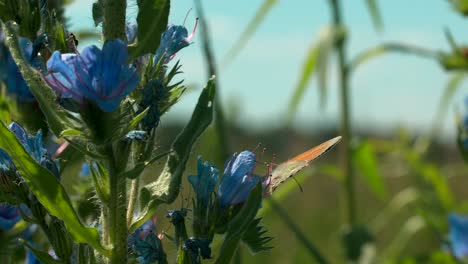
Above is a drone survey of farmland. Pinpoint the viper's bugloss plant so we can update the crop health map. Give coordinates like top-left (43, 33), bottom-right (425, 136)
top-left (0, 0), bottom-right (331, 263)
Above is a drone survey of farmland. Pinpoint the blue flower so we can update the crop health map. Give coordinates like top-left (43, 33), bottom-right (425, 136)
top-left (80, 163), bottom-right (91, 177)
top-left (188, 157), bottom-right (219, 207)
top-left (43, 39), bottom-right (139, 112)
top-left (154, 20), bottom-right (197, 65)
top-left (217, 151), bottom-right (260, 208)
top-left (8, 122), bottom-right (60, 178)
top-left (0, 203), bottom-right (21, 230)
top-left (0, 36), bottom-right (45, 102)
top-left (449, 213), bottom-right (468, 258)
top-left (129, 217), bottom-right (166, 264)
top-left (183, 237), bottom-right (212, 262)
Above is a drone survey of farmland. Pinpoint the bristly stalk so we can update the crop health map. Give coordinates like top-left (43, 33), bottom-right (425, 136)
top-left (329, 0), bottom-right (357, 226)
top-left (102, 0), bottom-right (127, 41)
top-left (101, 0), bottom-right (128, 262)
top-left (106, 145), bottom-right (128, 264)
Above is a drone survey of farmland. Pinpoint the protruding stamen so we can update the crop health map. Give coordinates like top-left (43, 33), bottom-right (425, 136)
top-left (53, 141), bottom-right (69, 158)
top-left (187, 18), bottom-right (199, 42)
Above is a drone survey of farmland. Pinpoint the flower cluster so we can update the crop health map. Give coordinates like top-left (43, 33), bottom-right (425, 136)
top-left (190, 150), bottom-right (267, 209)
top-left (128, 217), bottom-right (166, 264)
top-left (44, 39), bottom-right (139, 112)
top-left (154, 21), bottom-right (197, 65)
top-left (0, 35), bottom-right (46, 102)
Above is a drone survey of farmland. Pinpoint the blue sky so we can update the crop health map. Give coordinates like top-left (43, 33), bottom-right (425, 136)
top-left (66, 0), bottom-right (468, 140)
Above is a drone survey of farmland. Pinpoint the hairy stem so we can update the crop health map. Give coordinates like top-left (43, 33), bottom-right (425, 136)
top-left (106, 145), bottom-right (128, 264)
top-left (330, 0), bottom-right (356, 226)
top-left (127, 178), bottom-right (139, 226)
top-left (102, 0), bottom-right (127, 40)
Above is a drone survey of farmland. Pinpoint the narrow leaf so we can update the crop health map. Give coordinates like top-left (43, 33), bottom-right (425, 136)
top-left (316, 27), bottom-right (335, 110)
top-left (288, 43), bottom-right (320, 118)
top-left (241, 218), bottom-right (273, 254)
top-left (364, 0), bottom-right (383, 32)
top-left (221, 0), bottom-right (278, 67)
top-left (0, 122), bottom-right (109, 256)
top-left (119, 150), bottom-right (171, 179)
top-left (131, 0), bottom-right (170, 59)
top-left (430, 72), bottom-right (467, 137)
top-left (21, 239), bottom-right (64, 264)
top-left (353, 140), bottom-right (387, 199)
top-left (349, 43), bottom-right (438, 73)
top-left (130, 77), bottom-right (216, 232)
top-left (215, 184), bottom-right (263, 264)
top-left (60, 129), bottom-right (82, 137)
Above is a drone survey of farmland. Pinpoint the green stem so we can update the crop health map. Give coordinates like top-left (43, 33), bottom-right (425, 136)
top-left (194, 0), bottom-right (231, 162)
top-left (127, 178), bottom-right (139, 226)
top-left (102, 0), bottom-right (127, 40)
top-left (330, 0), bottom-right (356, 226)
top-left (106, 145), bottom-right (128, 264)
top-left (268, 199), bottom-right (329, 264)
top-left (101, 207), bottom-right (110, 246)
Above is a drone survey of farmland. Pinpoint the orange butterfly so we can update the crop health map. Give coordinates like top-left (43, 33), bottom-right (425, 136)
top-left (265, 136), bottom-right (341, 194)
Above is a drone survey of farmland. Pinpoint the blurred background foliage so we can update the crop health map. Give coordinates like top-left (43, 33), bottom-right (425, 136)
top-left (3, 0), bottom-right (468, 263)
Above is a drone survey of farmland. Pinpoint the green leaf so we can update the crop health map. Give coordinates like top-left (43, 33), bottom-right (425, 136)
top-left (353, 140), bottom-right (387, 199)
top-left (0, 96), bottom-right (11, 124)
top-left (404, 150), bottom-right (455, 210)
top-left (92, 0), bottom-right (104, 26)
top-left (1, 21), bottom-right (72, 136)
top-left (221, 0), bottom-right (278, 67)
top-left (288, 43), bottom-right (320, 118)
top-left (130, 77), bottom-right (216, 232)
top-left (89, 162), bottom-right (110, 203)
top-left (349, 43), bottom-right (438, 73)
top-left (241, 218), bottom-right (273, 254)
top-left (21, 239), bottom-right (64, 264)
top-left (0, 122), bottom-right (109, 256)
top-left (118, 107), bottom-right (149, 138)
top-left (65, 138), bottom-right (105, 160)
top-left (139, 187), bottom-right (151, 210)
top-left (131, 0), bottom-right (170, 59)
top-left (215, 184), bottom-right (263, 264)
top-left (363, 0), bottom-right (383, 32)
top-left (316, 36), bottom-right (331, 110)
top-left (431, 73), bottom-right (467, 138)
top-left (444, 28), bottom-right (459, 53)
top-left (60, 129), bottom-right (83, 137)
top-left (119, 150), bottom-right (171, 179)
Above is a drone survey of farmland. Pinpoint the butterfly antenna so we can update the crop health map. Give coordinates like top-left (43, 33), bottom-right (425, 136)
top-left (252, 142), bottom-right (262, 153)
top-left (292, 176), bottom-right (304, 193)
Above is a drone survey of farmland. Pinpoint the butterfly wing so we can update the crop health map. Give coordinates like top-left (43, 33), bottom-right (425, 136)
top-left (267, 136), bottom-right (341, 194)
